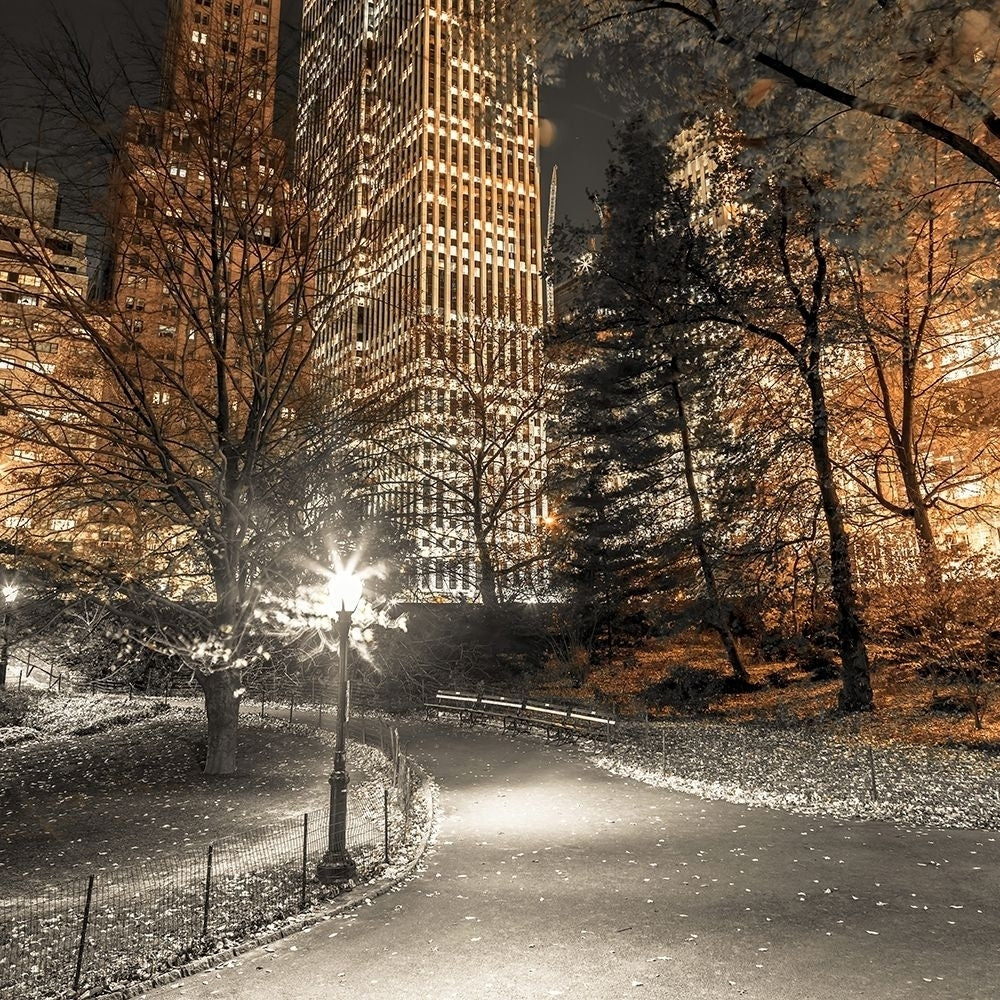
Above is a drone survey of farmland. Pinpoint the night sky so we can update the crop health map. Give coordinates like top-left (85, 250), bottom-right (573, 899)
top-left (3, 0), bottom-right (617, 227)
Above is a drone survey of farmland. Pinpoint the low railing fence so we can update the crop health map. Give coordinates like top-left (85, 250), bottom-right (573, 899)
top-left (0, 717), bottom-right (424, 1000)
top-left (71, 674), bottom-right (383, 714)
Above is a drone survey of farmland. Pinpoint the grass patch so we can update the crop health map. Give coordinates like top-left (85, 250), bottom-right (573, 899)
top-left (0, 703), bottom-right (376, 897)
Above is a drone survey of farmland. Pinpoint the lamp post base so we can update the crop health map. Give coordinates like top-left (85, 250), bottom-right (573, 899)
top-left (316, 850), bottom-right (357, 886)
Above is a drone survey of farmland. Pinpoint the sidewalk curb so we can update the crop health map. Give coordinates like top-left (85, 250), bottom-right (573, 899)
top-left (101, 765), bottom-right (437, 1000)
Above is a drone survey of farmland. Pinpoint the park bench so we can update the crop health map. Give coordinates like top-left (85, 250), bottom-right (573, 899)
top-left (426, 689), bottom-right (615, 743)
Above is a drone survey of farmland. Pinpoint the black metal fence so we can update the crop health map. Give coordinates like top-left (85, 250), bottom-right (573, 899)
top-left (0, 719), bottom-right (424, 1000)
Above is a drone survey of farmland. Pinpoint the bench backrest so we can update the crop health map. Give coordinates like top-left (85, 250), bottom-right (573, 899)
top-left (434, 689), bottom-right (615, 727)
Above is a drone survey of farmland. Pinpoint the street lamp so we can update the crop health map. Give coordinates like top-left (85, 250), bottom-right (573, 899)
top-left (0, 583), bottom-right (18, 689)
top-left (316, 568), bottom-right (364, 885)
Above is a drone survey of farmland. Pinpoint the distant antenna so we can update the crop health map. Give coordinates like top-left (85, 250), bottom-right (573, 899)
top-left (545, 164), bottom-right (558, 322)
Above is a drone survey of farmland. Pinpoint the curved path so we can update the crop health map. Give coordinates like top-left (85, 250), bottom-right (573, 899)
top-left (156, 723), bottom-right (999, 999)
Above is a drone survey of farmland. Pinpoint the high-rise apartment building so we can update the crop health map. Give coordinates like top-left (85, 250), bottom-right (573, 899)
top-left (298, 0), bottom-right (548, 601)
top-left (0, 170), bottom-right (94, 550)
top-left (94, 0), bottom-right (317, 585)
top-left (108, 0), bottom-right (287, 308)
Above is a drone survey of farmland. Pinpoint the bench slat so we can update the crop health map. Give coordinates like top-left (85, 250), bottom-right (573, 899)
top-left (428, 689), bottom-right (614, 741)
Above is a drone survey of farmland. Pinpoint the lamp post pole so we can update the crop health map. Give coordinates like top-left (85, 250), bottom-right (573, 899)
top-left (317, 603), bottom-right (357, 885)
top-left (0, 602), bottom-right (8, 690)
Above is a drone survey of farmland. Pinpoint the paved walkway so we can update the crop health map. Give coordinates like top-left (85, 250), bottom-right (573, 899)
top-left (152, 723), bottom-right (1000, 999)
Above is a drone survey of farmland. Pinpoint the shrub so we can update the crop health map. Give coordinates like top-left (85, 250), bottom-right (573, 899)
top-left (795, 647), bottom-right (839, 682)
top-left (927, 693), bottom-right (973, 715)
top-left (0, 689), bottom-right (38, 727)
top-left (758, 630), bottom-right (811, 663)
top-left (643, 664), bottom-right (727, 714)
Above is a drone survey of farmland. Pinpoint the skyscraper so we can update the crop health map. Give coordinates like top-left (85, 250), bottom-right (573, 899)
top-left (298, 0), bottom-right (548, 601)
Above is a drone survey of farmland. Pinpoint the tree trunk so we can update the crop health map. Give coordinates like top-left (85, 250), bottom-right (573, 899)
top-left (471, 477), bottom-right (500, 608)
top-left (199, 668), bottom-right (242, 775)
top-left (896, 449), bottom-right (942, 584)
top-left (803, 357), bottom-right (874, 712)
top-left (668, 359), bottom-right (750, 685)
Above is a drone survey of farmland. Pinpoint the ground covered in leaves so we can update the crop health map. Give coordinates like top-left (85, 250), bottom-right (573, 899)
top-left (0, 695), bottom-right (376, 896)
top-left (535, 631), bottom-right (1000, 830)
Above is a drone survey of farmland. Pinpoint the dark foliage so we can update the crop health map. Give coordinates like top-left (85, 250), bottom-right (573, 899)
top-left (361, 603), bottom-right (553, 707)
top-left (796, 647), bottom-right (840, 682)
top-left (643, 663), bottom-right (757, 713)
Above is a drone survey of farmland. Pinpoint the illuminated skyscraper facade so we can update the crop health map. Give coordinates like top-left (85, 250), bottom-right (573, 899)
top-left (298, 0), bottom-right (548, 600)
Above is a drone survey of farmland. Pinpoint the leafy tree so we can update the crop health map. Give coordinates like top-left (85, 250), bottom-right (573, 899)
top-left (517, 2), bottom-right (1000, 188)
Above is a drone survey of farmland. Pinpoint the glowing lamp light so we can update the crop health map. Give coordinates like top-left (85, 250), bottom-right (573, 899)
top-left (325, 570), bottom-right (364, 616)
top-left (1, 585), bottom-right (17, 605)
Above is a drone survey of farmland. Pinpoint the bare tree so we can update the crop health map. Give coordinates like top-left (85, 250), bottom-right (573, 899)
top-left (0, 7), bottom-right (376, 773)
top-left (834, 173), bottom-right (1000, 581)
top-left (702, 175), bottom-right (875, 711)
top-left (375, 315), bottom-right (550, 607)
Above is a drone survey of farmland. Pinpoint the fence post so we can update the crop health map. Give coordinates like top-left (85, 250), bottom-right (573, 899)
top-left (318, 702), bottom-right (323, 729)
top-left (202, 844), bottom-right (214, 939)
top-left (867, 747), bottom-right (879, 801)
top-left (289, 692), bottom-right (295, 725)
top-left (301, 813), bottom-right (309, 910)
top-left (73, 875), bottom-right (96, 994)
top-left (260, 688), bottom-right (265, 718)
top-left (661, 731), bottom-right (666, 774)
top-left (383, 788), bottom-right (390, 863)
top-left (311, 679), bottom-right (316, 704)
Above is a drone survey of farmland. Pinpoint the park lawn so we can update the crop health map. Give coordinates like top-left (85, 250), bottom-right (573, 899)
top-left (545, 630), bottom-right (1000, 752)
top-left (0, 704), bottom-right (368, 896)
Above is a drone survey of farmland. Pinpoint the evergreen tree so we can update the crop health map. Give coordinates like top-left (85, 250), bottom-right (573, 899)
top-left (551, 117), bottom-right (750, 680)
